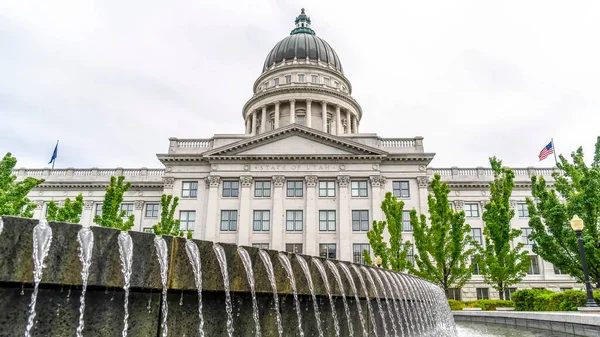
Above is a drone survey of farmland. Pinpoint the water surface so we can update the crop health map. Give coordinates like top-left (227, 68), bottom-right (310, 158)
top-left (457, 322), bottom-right (575, 337)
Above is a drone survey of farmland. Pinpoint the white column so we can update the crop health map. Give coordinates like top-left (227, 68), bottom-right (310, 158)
top-left (271, 176), bottom-right (285, 251)
top-left (290, 99), bottom-right (296, 124)
top-left (335, 105), bottom-right (341, 136)
top-left (260, 106), bottom-right (267, 134)
top-left (134, 200), bottom-right (144, 231)
top-left (352, 115), bottom-right (358, 134)
top-left (246, 116), bottom-right (251, 134)
top-left (345, 110), bottom-right (351, 134)
top-left (304, 175), bottom-right (318, 256)
top-left (370, 176), bottom-right (385, 222)
top-left (306, 99), bottom-right (312, 127)
top-left (81, 201), bottom-right (94, 226)
top-left (204, 176), bottom-right (221, 242)
top-left (338, 175), bottom-right (351, 261)
top-left (274, 101), bottom-right (280, 129)
top-left (238, 176), bottom-right (253, 246)
top-left (251, 111), bottom-right (257, 136)
top-left (321, 101), bottom-right (327, 132)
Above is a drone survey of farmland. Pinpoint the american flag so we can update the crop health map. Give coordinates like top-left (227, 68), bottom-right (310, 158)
top-left (538, 141), bottom-right (554, 161)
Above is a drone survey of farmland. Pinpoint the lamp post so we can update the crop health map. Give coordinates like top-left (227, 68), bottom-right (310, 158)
top-left (570, 215), bottom-right (598, 308)
top-left (375, 256), bottom-right (382, 268)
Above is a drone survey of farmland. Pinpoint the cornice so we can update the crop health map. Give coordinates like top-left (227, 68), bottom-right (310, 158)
top-left (37, 182), bottom-right (164, 189)
top-left (255, 62), bottom-right (351, 93)
top-left (443, 182), bottom-right (555, 190)
top-left (207, 155), bottom-right (385, 161)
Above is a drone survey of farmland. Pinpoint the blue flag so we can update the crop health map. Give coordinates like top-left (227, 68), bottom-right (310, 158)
top-left (48, 141), bottom-right (58, 165)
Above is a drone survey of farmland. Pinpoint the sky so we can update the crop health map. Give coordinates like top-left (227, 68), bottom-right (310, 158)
top-left (1, 0), bottom-right (599, 169)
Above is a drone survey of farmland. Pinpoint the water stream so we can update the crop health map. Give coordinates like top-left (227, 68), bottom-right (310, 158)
top-left (378, 269), bottom-right (404, 336)
top-left (296, 255), bottom-right (324, 337)
top-left (237, 247), bottom-right (262, 337)
top-left (259, 250), bottom-right (283, 337)
top-left (278, 253), bottom-right (304, 337)
top-left (0, 217), bottom-right (3, 236)
top-left (369, 268), bottom-right (398, 336)
top-left (24, 221), bottom-right (53, 337)
top-left (75, 227), bottom-right (94, 337)
top-left (312, 258), bottom-right (340, 337)
top-left (389, 272), bottom-right (417, 336)
top-left (184, 239), bottom-right (205, 337)
top-left (360, 266), bottom-right (390, 337)
top-left (350, 264), bottom-right (379, 337)
top-left (117, 231), bottom-right (133, 337)
top-left (154, 236), bottom-right (169, 337)
top-left (325, 260), bottom-right (355, 337)
top-left (213, 243), bottom-right (234, 337)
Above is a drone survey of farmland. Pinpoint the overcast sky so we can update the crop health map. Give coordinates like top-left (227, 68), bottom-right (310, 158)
top-left (2, 0), bottom-right (599, 169)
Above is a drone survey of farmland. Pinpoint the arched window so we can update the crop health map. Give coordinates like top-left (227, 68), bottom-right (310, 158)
top-left (296, 114), bottom-right (305, 126)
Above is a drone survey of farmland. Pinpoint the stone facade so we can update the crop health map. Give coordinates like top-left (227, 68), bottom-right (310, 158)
top-left (12, 9), bottom-right (581, 300)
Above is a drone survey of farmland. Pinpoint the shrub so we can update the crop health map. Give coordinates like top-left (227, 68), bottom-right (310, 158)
top-left (511, 289), bottom-right (553, 311)
top-left (447, 299), bottom-right (513, 311)
top-left (448, 300), bottom-right (465, 311)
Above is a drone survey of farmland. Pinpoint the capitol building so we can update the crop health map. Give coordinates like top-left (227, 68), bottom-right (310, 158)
top-left (15, 9), bottom-right (578, 300)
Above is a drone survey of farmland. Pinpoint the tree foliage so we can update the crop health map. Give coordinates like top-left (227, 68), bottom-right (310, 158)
top-left (0, 153), bottom-right (44, 217)
top-left (409, 174), bottom-right (477, 294)
top-left (478, 157), bottom-right (530, 299)
top-left (46, 194), bottom-right (84, 223)
top-left (527, 137), bottom-right (600, 287)
top-left (93, 176), bottom-right (135, 231)
top-left (152, 194), bottom-right (190, 238)
top-left (364, 192), bottom-right (412, 272)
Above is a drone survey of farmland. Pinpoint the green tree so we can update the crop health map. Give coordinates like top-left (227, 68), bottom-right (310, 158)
top-left (408, 174), bottom-right (477, 295)
top-left (0, 153), bottom-right (45, 217)
top-left (93, 176), bottom-right (135, 231)
top-left (46, 194), bottom-right (84, 223)
top-left (527, 137), bottom-right (600, 287)
top-left (152, 194), bottom-right (191, 238)
top-left (364, 192), bottom-right (412, 272)
top-left (478, 157), bottom-right (530, 299)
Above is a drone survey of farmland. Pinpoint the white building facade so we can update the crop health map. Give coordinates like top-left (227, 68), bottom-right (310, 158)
top-left (15, 9), bottom-right (579, 300)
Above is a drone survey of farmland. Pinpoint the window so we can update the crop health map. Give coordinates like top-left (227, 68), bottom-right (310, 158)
top-left (392, 181), bottom-right (410, 198)
top-left (319, 244), bottom-right (337, 259)
top-left (181, 181), bottom-right (198, 198)
top-left (298, 74), bottom-right (305, 82)
top-left (252, 243), bottom-right (269, 249)
top-left (352, 210), bottom-right (369, 231)
top-left (222, 181), bottom-right (239, 198)
top-left (522, 228), bottom-right (535, 245)
top-left (286, 210), bottom-right (303, 231)
top-left (145, 204), bottom-right (160, 217)
top-left (269, 118), bottom-right (275, 130)
top-left (286, 181), bottom-right (303, 197)
top-left (447, 288), bottom-right (461, 301)
top-left (406, 243), bottom-right (414, 266)
top-left (528, 255), bottom-right (540, 275)
top-left (517, 203), bottom-right (529, 217)
top-left (471, 228), bottom-right (483, 245)
top-left (285, 75), bottom-right (291, 84)
top-left (476, 288), bottom-right (489, 300)
top-left (334, 81), bottom-right (340, 88)
top-left (471, 256), bottom-right (480, 275)
top-left (264, 81), bottom-right (269, 88)
top-left (296, 115), bottom-right (305, 126)
top-left (353, 244), bottom-right (370, 264)
top-left (254, 181), bottom-right (271, 197)
top-left (326, 119), bottom-right (331, 134)
top-left (274, 78), bottom-right (279, 86)
top-left (319, 181), bottom-right (335, 197)
top-left (95, 204), bottom-right (102, 217)
top-left (179, 210), bottom-right (196, 231)
top-left (311, 75), bottom-right (318, 83)
top-left (253, 210), bottom-right (270, 232)
top-left (402, 211), bottom-right (412, 232)
top-left (464, 203), bottom-right (480, 217)
top-left (319, 211), bottom-right (336, 231)
top-left (351, 180), bottom-right (368, 197)
top-left (220, 210), bottom-right (238, 231)
top-left (553, 265), bottom-right (565, 275)
top-left (449, 202), bottom-right (455, 211)
top-left (504, 288), bottom-right (517, 300)
top-left (286, 243), bottom-right (303, 254)
top-left (143, 227), bottom-right (153, 233)
top-left (120, 203), bottom-right (134, 217)
top-left (324, 77), bottom-right (330, 86)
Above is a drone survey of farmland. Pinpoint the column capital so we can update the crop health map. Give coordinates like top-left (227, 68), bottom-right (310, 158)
top-left (305, 175), bottom-right (318, 187)
top-left (274, 101), bottom-right (280, 106)
top-left (240, 175), bottom-right (253, 187)
top-left (204, 175), bottom-right (221, 188)
top-left (337, 175), bottom-right (350, 187)
top-left (416, 176), bottom-right (429, 189)
top-left (454, 200), bottom-right (465, 211)
top-left (261, 106), bottom-right (267, 111)
top-left (163, 177), bottom-right (174, 189)
top-left (83, 200), bottom-right (94, 210)
top-left (369, 175), bottom-right (387, 187)
top-left (335, 105), bottom-right (341, 111)
top-left (306, 99), bottom-right (312, 104)
top-left (272, 175), bottom-right (286, 187)
top-left (289, 99), bottom-right (296, 103)
top-left (134, 200), bottom-right (144, 210)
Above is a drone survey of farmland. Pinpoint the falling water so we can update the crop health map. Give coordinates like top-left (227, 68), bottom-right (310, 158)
top-left (296, 255), bottom-right (324, 337)
top-left (154, 236), bottom-right (170, 337)
top-left (377, 269), bottom-right (404, 337)
top-left (24, 221), bottom-right (53, 337)
top-left (278, 253), bottom-right (304, 337)
top-left (385, 271), bottom-right (414, 336)
top-left (258, 250), bottom-right (283, 337)
top-left (409, 277), bottom-right (437, 334)
top-left (360, 266), bottom-right (390, 337)
top-left (117, 231), bottom-right (133, 337)
top-left (75, 227), bottom-right (94, 337)
top-left (237, 247), bottom-right (261, 337)
top-left (185, 239), bottom-right (204, 337)
top-left (398, 274), bottom-right (426, 336)
top-left (325, 261), bottom-right (356, 337)
top-left (368, 268), bottom-right (398, 337)
top-left (416, 278), bottom-right (439, 335)
top-left (0, 217), bottom-right (3, 236)
top-left (312, 259), bottom-right (340, 337)
top-left (213, 243), bottom-right (234, 337)
top-left (350, 264), bottom-right (379, 337)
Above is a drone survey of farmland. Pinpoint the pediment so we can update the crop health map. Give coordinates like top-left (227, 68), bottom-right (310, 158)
top-left (202, 125), bottom-right (387, 159)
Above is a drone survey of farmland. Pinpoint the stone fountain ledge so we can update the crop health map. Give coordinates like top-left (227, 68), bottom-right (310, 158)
top-left (0, 216), bottom-right (423, 301)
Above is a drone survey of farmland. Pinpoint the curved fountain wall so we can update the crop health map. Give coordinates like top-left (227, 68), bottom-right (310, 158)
top-left (0, 216), bottom-right (457, 336)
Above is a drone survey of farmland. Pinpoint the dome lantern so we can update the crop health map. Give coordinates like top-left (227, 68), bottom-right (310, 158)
top-left (290, 8), bottom-right (315, 35)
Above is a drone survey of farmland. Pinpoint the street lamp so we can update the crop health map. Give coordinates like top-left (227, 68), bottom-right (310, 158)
top-left (375, 256), bottom-right (382, 268)
top-left (570, 215), bottom-right (598, 308)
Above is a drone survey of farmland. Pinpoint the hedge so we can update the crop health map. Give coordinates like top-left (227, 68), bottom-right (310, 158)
top-left (497, 289), bottom-right (600, 311)
top-left (448, 299), bottom-right (514, 311)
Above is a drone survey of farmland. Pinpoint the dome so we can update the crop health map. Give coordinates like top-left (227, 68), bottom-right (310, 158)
top-left (262, 9), bottom-right (343, 74)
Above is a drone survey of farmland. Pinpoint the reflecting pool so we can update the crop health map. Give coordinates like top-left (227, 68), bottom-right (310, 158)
top-left (457, 322), bottom-right (575, 337)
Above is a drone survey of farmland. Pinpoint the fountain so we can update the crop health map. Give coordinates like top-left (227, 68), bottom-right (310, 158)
top-left (278, 252), bottom-right (304, 337)
top-left (213, 243), bottom-right (234, 337)
top-left (312, 258), bottom-right (340, 337)
top-left (325, 260), bottom-right (355, 337)
top-left (117, 231), bottom-right (133, 337)
top-left (154, 236), bottom-right (169, 337)
top-left (259, 250), bottom-right (283, 337)
top-left (184, 239), bottom-right (205, 337)
top-left (238, 246), bottom-right (261, 337)
top-left (296, 255), bottom-right (324, 337)
top-left (75, 227), bottom-right (94, 337)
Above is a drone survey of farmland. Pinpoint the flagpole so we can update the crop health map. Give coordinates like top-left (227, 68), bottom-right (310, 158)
top-left (52, 140), bottom-right (59, 170)
top-left (551, 138), bottom-right (558, 167)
